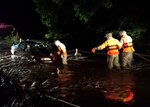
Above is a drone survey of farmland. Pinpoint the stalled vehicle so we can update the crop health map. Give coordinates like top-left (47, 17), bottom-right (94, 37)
top-left (10, 40), bottom-right (55, 63)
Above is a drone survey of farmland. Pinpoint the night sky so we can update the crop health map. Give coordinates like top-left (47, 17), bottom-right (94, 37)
top-left (0, 0), bottom-right (46, 38)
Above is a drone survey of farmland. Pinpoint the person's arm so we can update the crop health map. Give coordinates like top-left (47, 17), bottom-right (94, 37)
top-left (91, 41), bottom-right (107, 53)
top-left (117, 40), bottom-right (122, 49)
top-left (120, 38), bottom-right (124, 46)
top-left (97, 41), bottom-right (107, 50)
top-left (56, 46), bottom-right (62, 55)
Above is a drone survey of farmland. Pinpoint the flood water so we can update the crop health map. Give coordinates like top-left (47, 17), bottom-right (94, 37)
top-left (0, 51), bottom-right (150, 107)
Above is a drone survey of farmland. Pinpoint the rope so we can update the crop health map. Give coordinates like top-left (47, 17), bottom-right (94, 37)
top-left (134, 52), bottom-right (150, 63)
top-left (135, 63), bottom-right (150, 68)
top-left (67, 49), bottom-right (150, 63)
top-left (68, 49), bottom-right (76, 53)
top-left (78, 49), bottom-right (107, 55)
top-left (134, 53), bottom-right (150, 57)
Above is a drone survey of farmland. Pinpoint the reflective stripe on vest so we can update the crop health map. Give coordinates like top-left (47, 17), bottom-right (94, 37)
top-left (123, 42), bottom-right (133, 48)
top-left (107, 41), bottom-right (118, 50)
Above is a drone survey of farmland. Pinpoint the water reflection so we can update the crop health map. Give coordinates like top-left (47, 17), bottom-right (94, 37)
top-left (2, 50), bottom-right (150, 107)
top-left (57, 65), bottom-right (75, 102)
top-left (102, 71), bottom-right (135, 104)
top-left (55, 63), bottom-right (136, 105)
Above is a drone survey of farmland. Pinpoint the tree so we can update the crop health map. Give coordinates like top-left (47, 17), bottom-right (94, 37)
top-left (33, 0), bottom-right (148, 50)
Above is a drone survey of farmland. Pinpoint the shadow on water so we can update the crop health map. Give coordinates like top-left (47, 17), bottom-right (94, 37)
top-left (0, 53), bottom-right (150, 107)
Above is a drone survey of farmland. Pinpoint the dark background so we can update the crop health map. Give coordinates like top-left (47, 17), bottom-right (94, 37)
top-left (0, 0), bottom-right (46, 39)
top-left (0, 0), bottom-right (150, 51)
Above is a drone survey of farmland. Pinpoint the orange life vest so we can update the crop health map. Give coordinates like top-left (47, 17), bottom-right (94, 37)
top-left (121, 37), bottom-right (135, 52)
top-left (98, 38), bottom-right (121, 55)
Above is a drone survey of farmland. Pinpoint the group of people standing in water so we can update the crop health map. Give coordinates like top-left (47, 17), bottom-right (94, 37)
top-left (53, 30), bottom-right (135, 71)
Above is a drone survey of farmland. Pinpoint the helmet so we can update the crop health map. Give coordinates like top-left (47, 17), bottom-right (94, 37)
top-left (54, 40), bottom-right (60, 46)
top-left (119, 30), bottom-right (127, 36)
top-left (105, 33), bottom-right (112, 38)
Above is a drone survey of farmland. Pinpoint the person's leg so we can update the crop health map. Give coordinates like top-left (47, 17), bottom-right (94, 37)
top-left (126, 52), bottom-right (133, 68)
top-left (122, 52), bottom-right (128, 69)
top-left (107, 55), bottom-right (114, 70)
top-left (62, 56), bottom-right (68, 65)
top-left (114, 55), bottom-right (121, 70)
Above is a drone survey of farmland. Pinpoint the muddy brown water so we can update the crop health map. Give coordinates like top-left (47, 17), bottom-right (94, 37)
top-left (0, 52), bottom-right (150, 107)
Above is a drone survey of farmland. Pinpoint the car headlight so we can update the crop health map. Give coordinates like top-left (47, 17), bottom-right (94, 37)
top-left (40, 57), bottom-right (53, 63)
top-left (41, 57), bottom-right (51, 61)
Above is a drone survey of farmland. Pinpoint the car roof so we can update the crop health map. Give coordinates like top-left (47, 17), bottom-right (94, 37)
top-left (19, 40), bottom-right (50, 45)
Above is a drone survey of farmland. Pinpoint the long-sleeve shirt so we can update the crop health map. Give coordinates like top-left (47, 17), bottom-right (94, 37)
top-left (97, 37), bottom-right (122, 55)
top-left (120, 35), bottom-right (135, 52)
top-left (57, 42), bottom-right (67, 57)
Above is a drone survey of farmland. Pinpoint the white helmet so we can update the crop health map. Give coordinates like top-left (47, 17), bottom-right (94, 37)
top-left (54, 40), bottom-right (61, 46)
top-left (119, 30), bottom-right (127, 36)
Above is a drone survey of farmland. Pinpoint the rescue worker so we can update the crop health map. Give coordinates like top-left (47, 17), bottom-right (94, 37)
top-left (54, 40), bottom-right (68, 65)
top-left (91, 32), bottom-right (122, 70)
top-left (119, 30), bottom-right (135, 69)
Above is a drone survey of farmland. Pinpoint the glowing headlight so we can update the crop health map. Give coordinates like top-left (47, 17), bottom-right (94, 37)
top-left (40, 57), bottom-right (53, 63)
top-left (41, 57), bottom-right (51, 61)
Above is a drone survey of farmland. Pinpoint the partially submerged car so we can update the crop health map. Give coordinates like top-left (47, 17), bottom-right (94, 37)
top-left (10, 40), bottom-right (55, 63)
